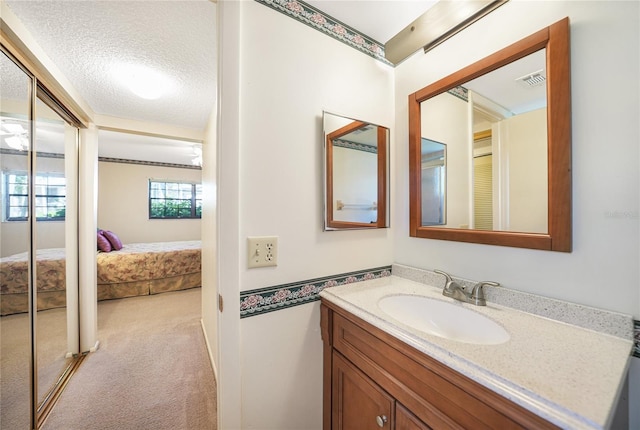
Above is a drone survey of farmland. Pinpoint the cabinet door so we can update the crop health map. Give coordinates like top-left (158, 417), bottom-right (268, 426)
top-left (332, 352), bottom-right (393, 430)
top-left (396, 404), bottom-right (431, 430)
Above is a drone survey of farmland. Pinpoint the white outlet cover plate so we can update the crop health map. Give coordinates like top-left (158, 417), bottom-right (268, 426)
top-left (247, 236), bottom-right (278, 268)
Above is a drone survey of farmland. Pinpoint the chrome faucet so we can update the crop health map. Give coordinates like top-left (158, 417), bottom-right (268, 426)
top-left (434, 270), bottom-right (500, 306)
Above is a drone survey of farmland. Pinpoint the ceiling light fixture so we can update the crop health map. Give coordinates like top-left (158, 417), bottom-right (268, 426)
top-left (111, 63), bottom-right (174, 100)
top-left (385, 0), bottom-right (508, 65)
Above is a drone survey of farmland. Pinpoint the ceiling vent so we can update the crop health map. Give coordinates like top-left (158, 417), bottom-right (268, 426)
top-left (515, 69), bottom-right (546, 88)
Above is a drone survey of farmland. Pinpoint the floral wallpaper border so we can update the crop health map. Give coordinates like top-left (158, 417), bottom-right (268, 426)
top-left (447, 85), bottom-right (468, 102)
top-left (240, 265), bottom-right (392, 318)
top-left (254, 0), bottom-right (393, 66)
top-left (634, 319), bottom-right (639, 358)
top-left (333, 139), bottom-right (377, 154)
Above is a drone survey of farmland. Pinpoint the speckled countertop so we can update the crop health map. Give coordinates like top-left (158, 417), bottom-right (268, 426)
top-left (319, 266), bottom-right (634, 430)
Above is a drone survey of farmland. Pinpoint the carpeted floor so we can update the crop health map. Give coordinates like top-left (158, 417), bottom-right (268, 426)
top-left (42, 288), bottom-right (217, 429)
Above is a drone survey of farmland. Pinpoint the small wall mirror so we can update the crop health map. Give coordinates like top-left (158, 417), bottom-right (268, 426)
top-left (323, 112), bottom-right (389, 230)
top-left (409, 17), bottom-right (571, 251)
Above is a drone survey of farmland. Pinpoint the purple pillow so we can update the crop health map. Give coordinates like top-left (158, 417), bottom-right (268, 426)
top-left (102, 230), bottom-right (123, 251)
top-left (97, 230), bottom-right (112, 252)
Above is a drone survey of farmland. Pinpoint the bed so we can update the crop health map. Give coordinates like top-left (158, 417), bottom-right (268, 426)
top-left (0, 240), bottom-right (201, 316)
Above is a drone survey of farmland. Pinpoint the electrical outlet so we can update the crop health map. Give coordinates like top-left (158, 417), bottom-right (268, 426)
top-left (247, 236), bottom-right (278, 268)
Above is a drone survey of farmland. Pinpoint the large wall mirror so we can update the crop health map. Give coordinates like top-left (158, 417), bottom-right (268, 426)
top-left (324, 112), bottom-right (389, 230)
top-left (409, 17), bottom-right (571, 251)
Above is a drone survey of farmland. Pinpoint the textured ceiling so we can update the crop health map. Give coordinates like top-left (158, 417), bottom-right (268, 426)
top-left (5, 0), bottom-right (217, 131)
top-left (4, 0), bottom-right (435, 134)
top-left (3, 0), bottom-right (436, 164)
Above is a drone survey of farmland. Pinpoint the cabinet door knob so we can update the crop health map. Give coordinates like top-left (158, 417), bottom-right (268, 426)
top-left (376, 415), bottom-right (388, 427)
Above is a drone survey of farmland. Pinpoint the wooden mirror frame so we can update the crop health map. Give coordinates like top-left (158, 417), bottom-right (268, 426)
top-left (408, 17), bottom-right (571, 251)
top-left (325, 119), bottom-right (389, 230)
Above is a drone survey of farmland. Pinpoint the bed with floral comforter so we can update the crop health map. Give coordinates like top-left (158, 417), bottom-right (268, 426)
top-left (0, 241), bottom-right (201, 316)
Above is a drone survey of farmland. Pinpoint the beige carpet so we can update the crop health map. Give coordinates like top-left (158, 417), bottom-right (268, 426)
top-left (42, 288), bottom-right (217, 430)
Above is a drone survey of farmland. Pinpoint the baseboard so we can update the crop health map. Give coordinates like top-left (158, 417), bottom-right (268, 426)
top-left (200, 318), bottom-right (218, 382)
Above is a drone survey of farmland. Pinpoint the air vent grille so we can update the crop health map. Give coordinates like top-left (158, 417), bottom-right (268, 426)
top-left (516, 69), bottom-right (546, 87)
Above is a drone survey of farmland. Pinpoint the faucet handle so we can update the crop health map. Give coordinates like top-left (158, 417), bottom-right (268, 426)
top-left (470, 281), bottom-right (500, 306)
top-left (435, 270), bottom-right (464, 298)
top-left (434, 269), bottom-right (453, 282)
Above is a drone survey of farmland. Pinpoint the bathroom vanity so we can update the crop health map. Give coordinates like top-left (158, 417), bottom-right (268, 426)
top-left (320, 266), bottom-right (633, 429)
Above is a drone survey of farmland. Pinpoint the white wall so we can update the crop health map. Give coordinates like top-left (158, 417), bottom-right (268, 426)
top-left (332, 147), bottom-right (378, 223)
top-left (198, 0), bottom-right (218, 396)
top-left (217, 1), bottom-right (394, 428)
top-left (216, 1), bottom-right (242, 427)
top-left (395, 1), bottom-right (639, 424)
top-left (502, 108), bottom-right (548, 233)
top-left (201, 93), bottom-right (219, 381)
top-left (97, 161), bottom-right (201, 244)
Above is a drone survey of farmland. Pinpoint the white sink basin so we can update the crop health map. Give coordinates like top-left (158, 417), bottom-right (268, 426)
top-left (377, 295), bottom-right (510, 345)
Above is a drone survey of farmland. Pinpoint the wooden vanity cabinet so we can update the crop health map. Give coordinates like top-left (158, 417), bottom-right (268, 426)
top-left (321, 300), bottom-right (559, 430)
top-left (332, 352), bottom-right (397, 429)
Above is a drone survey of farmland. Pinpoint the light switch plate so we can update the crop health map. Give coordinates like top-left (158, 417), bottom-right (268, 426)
top-left (247, 236), bottom-right (278, 268)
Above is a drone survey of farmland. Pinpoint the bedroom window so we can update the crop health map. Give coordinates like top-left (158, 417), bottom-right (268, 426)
top-left (149, 180), bottom-right (202, 219)
top-left (3, 171), bottom-right (66, 221)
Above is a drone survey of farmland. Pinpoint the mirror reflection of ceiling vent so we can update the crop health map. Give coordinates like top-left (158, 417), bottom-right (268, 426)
top-left (351, 125), bottom-right (374, 135)
top-left (515, 69), bottom-right (546, 87)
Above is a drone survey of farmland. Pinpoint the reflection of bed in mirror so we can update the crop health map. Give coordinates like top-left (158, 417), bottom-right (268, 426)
top-left (0, 240), bottom-right (201, 316)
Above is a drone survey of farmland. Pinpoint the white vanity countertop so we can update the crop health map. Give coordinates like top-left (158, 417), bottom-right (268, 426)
top-left (319, 275), bottom-right (634, 430)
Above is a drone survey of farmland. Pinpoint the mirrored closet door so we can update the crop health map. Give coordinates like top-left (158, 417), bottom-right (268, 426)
top-left (34, 94), bottom-right (80, 421)
top-left (1, 46), bottom-right (34, 430)
top-left (1, 46), bottom-right (80, 429)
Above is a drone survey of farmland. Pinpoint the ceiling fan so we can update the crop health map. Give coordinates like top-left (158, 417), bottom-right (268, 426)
top-left (0, 119), bottom-right (29, 151)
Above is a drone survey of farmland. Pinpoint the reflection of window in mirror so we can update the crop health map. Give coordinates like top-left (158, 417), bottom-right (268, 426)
top-left (421, 138), bottom-right (446, 226)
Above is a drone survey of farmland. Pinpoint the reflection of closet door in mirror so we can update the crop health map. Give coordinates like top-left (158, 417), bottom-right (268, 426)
top-left (34, 97), bottom-right (79, 413)
top-left (0, 50), bottom-right (33, 430)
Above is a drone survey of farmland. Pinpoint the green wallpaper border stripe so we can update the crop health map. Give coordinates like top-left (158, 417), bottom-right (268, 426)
top-left (240, 265), bottom-right (392, 318)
